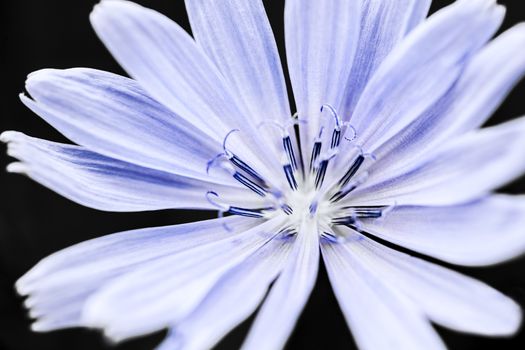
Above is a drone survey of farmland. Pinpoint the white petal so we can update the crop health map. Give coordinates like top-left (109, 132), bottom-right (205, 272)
top-left (22, 68), bottom-right (229, 183)
top-left (90, 0), bottom-right (277, 177)
top-left (353, 116), bottom-right (525, 206)
top-left (321, 239), bottom-right (446, 350)
top-left (82, 217), bottom-right (286, 341)
top-left (371, 24), bottom-right (525, 176)
top-left (242, 220), bottom-right (319, 350)
top-left (1, 132), bottom-right (250, 211)
top-left (342, 0), bottom-right (431, 118)
top-left (156, 238), bottom-right (293, 350)
top-left (351, 232), bottom-right (522, 336)
top-left (17, 216), bottom-right (257, 331)
top-left (285, 0), bottom-right (361, 146)
top-left (348, 0), bottom-right (504, 151)
top-left (361, 195), bottom-right (525, 266)
top-left (185, 0), bottom-right (291, 125)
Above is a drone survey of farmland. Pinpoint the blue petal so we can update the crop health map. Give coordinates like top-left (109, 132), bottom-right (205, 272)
top-left (331, 230), bottom-right (522, 336)
top-left (156, 237), bottom-right (293, 350)
top-left (372, 24), bottom-right (525, 176)
top-left (21, 68), bottom-right (233, 183)
top-left (342, 0), bottom-right (431, 118)
top-left (361, 195), bottom-right (525, 266)
top-left (82, 217), bottom-right (286, 341)
top-left (347, 0), bottom-right (504, 151)
top-left (353, 116), bottom-right (525, 206)
top-left (322, 237), bottom-right (446, 350)
top-left (1, 132), bottom-right (255, 211)
top-left (185, 0), bottom-right (291, 125)
top-left (16, 216), bottom-right (258, 332)
top-left (242, 220), bottom-right (319, 350)
top-left (90, 0), bottom-right (277, 176)
top-left (285, 0), bottom-right (361, 147)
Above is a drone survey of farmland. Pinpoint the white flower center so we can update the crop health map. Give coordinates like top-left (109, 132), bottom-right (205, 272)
top-left (207, 105), bottom-right (391, 242)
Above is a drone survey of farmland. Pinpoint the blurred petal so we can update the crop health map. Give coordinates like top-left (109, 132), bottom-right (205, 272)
top-left (285, 0), bottom-right (361, 146)
top-left (405, 0), bottom-right (432, 31)
top-left (353, 117), bottom-right (525, 206)
top-left (372, 24), bottom-right (525, 175)
top-left (349, 232), bottom-right (522, 336)
top-left (22, 68), bottom-right (229, 183)
top-left (82, 218), bottom-right (286, 341)
top-left (157, 238), bottom-right (293, 350)
top-left (322, 239), bottom-right (446, 350)
top-left (186, 0), bottom-right (291, 125)
top-left (349, 0), bottom-right (504, 151)
top-left (1, 132), bottom-right (252, 211)
top-left (361, 195), bottom-right (525, 266)
top-left (242, 221), bottom-right (319, 350)
top-left (17, 216), bottom-right (257, 331)
top-left (342, 0), bottom-right (431, 117)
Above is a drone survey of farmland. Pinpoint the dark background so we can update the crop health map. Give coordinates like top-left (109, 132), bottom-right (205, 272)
top-left (1, 0), bottom-right (525, 349)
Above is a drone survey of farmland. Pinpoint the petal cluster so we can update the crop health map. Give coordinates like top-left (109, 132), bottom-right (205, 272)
top-left (3, 0), bottom-right (525, 349)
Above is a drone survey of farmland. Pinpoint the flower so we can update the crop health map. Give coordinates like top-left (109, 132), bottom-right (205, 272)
top-left (3, 0), bottom-right (525, 348)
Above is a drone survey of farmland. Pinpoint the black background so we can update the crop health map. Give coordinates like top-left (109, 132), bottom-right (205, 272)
top-left (2, 1), bottom-right (525, 349)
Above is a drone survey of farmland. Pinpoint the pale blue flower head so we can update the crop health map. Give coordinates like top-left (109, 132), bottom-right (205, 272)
top-left (3, 0), bottom-right (525, 349)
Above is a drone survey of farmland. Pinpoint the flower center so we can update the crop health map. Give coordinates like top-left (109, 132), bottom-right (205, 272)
top-left (206, 105), bottom-right (392, 242)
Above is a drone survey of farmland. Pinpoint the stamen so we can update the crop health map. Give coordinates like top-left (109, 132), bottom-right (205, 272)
top-left (351, 206), bottom-right (385, 219)
top-left (270, 190), bottom-right (294, 215)
top-left (229, 155), bottom-right (266, 184)
top-left (330, 171), bottom-right (369, 202)
top-left (278, 227), bottom-right (297, 239)
top-left (206, 191), bottom-right (273, 218)
top-left (338, 154), bottom-right (365, 187)
top-left (207, 156), bottom-right (267, 197)
top-left (321, 231), bottom-right (339, 243)
top-left (292, 113), bottom-right (306, 176)
top-left (232, 172), bottom-right (267, 197)
top-left (281, 203), bottom-right (294, 215)
top-left (320, 104), bottom-right (342, 129)
top-left (309, 129), bottom-right (323, 172)
top-left (283, 162), bottom-right (298, 191)
top-left (321, 104), bottom-right (343, 149)
top-left (315, 151), bottom-right (337, 190)
top-left (331, 129), bottom-right (341, 149)
top-left (315, 159), bottom-right (329, 189)
top-left (228, 206), bottom-right (274, 218)
top-left (283, 135), bottom-right (298, 171)
top-left (221, 129), bottom-right (267, 184)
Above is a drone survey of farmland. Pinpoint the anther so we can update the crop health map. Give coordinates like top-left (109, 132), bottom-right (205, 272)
top-left (228, 206), bottom-right (274, 218)
top-left (207, 157), bottom-right (267, 197)
top-left (279, 227), bottom-right (297, 239)
top-left (221, 129), bottom-right (267, 184)
top-left (233, 172), bottom-right (267, 197)
top-left (309, 130), bottom-right (323, 172)
top-left (321, 231), bottom-right (339, 243)
top-left (206, 191), bottom-right (272, 218)
top-left (315, 150), bottom-right (337, 190)
top-left (330, 171), bottom-right (369, 202)
top-left (338, 154), bottom-right (365, 187)
top-left (282, 154), bottom-right (298, 191)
